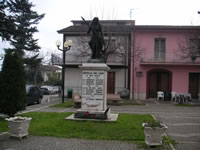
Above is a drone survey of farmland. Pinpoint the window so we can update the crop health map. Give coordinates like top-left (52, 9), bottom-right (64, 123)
top-left (154, 38), bottom-right (166, 61)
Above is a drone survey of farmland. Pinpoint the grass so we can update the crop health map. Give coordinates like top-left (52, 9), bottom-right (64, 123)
top-left (51, 100), bottom-right (74, 108)
top-left (18, 112), bottom-right (153, 142)
top-left (163, 136), bottom-right (177, 146)
top-left (0, 118), bottom-right (8, 133)
top-left (175, 104), bottom-right (194, 107)
top-left (1, 112), bottom-right (173, 148)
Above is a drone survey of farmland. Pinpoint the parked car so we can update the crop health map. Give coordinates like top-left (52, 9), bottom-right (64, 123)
top-left (40, 85), bottom-right (54, 94)
top-left (26, 85), bottom-right (43, 105)
top-left (40, 87), bottom-right (50, 95)
top-left (52, 86), bottom-right (61, 94)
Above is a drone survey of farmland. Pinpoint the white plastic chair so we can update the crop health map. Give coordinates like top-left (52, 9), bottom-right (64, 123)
top-left (157, 91), bottom-right (164, 101)
top-left (183, 93), bottom-right (192, 102)
top-left (171, 92), bottom-right (177, 101)
top-left (175, 93), bottom-right (181, 102)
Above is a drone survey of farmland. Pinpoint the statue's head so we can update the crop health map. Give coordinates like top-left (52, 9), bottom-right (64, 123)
top-left (92, 17), bottom-right (99, 24)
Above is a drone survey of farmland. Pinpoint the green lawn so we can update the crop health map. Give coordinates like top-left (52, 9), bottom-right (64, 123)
top-left (175, 104), bottom-right (194, 107)
top-left (0, 118), bottom-right (8, 133)
top-left (18, 112), bottom-right (153, 142)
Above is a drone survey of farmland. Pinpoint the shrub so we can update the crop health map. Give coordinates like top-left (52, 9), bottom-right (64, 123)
top-left (0, 50), bottom-right (26, 117)
top-left (143, 120), bottom-right (163, 128)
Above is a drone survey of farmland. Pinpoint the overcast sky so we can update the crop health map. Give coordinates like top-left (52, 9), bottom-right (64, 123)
top-left (1, 0), bottom-right (200, 58)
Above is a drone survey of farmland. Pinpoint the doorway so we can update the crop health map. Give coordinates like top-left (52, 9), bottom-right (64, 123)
top-left (107, 72), bottom-right (115, 93)
top-left (189, 73), bottom-right (200, 99)
top-left (147, 69), bottom-right (172, 98)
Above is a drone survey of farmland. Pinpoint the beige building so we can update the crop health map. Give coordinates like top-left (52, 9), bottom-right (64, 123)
top-left (55, 20), bottom-right (134, 96)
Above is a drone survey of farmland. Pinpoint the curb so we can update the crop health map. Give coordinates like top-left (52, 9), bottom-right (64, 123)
top-left (0, 132), bottom-right (8, 136)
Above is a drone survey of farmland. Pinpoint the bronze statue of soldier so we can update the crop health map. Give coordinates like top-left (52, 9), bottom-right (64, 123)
top-left (82, 17), bottom-right (104, 61)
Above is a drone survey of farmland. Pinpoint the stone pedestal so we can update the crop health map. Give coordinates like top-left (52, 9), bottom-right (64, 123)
top-left (74, 63), bottom-right (110, 120)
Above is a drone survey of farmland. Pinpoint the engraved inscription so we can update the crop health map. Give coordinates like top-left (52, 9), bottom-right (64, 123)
top-left (82, 71), bottom-right (104, 102)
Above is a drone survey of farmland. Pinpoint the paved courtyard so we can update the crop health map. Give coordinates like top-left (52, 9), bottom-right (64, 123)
top-left (109, 101), bottom-right (200, 150)
top-left (1, 98), bottom-right (200, 150)
top-left (0, 134), bottom-right (140, 150)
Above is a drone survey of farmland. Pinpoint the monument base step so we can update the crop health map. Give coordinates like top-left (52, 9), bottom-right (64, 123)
top-left (74, 108), bottom-right (110, 120)
top-left (65, 113), bottom-right (118, 122)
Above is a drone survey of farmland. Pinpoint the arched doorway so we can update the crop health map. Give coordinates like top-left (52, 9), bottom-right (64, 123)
top-left (147, 69), bottom-right (172, 98)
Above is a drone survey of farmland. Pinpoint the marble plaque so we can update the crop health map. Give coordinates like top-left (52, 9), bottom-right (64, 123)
top-left (82, 70), bottom-right (105, 111)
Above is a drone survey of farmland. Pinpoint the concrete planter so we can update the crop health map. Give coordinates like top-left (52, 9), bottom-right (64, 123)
top-left (142, 123), bottom-right (167, 146)
top-left (6, 116), bottom-right (32, 139)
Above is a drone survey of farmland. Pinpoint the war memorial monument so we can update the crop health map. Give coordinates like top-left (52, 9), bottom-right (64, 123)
top-left (66, 17), bottom-right (118, 121)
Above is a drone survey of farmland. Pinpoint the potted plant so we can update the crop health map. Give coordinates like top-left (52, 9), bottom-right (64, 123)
top-left (142, 120), bottom-right (168, 146)
top-left (5, 116), bottom-right (32, 139)
top-left (0, 50), bottom-right (31, 139)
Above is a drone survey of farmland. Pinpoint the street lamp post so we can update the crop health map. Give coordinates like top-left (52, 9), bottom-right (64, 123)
top-left (56, 40), bottom-right (72, 103)
top-left (0, 53), bottom-right (4, 60)
top-left (0, 54), bottom-right (4, 71)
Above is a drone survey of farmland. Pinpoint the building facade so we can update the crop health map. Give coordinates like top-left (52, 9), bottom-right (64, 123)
top-left (130, 26), bottom-right (200, 100)
top-left (57, 20), bottom-right (134, 96)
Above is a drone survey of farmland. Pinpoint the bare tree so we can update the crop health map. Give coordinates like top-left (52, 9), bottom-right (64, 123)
top-left (131, 40), bottom-right (146, 62)
top-left (177, 31), bottom-right (200, 62)
top-left (70, 33), bottom-right (128, 64)
top-left (103, 33), bottom-right (127, 63)
top-left (70, 36), bottom-right (91, 62)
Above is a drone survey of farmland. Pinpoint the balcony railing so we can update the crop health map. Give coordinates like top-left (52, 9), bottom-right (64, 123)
top-left (140, 52), bottom-right (200, 65)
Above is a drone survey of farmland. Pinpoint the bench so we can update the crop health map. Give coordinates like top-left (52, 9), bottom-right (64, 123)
top-left (73, 93), bottom-right (122, 107)
top-left (72, 93), bottom-right (81, 108)
top-left (107, 94), bottom-right (122, 105)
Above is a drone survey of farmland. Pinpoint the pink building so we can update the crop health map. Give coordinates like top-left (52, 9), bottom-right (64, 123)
top-left (130, 26), bottom-right (200, 100)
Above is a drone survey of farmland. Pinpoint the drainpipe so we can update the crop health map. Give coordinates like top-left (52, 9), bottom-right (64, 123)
top-left (130, 27), bottom-right (135, 99)
top-left (137, 76), bottom-right (140, 100)
top-left (130, 35), bottom-right (133, 99)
